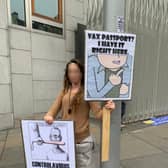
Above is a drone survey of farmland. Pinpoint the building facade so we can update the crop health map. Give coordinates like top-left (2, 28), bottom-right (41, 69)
top-left (1, 0), bottom-right (168, 131)
top-left (0, 0), bottom-right (90, 130)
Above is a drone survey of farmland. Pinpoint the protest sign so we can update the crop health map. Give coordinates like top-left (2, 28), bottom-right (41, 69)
top-left (85, 30), bottom-right (136, 101)
top-left (21, 120), bottom-right (76, 168)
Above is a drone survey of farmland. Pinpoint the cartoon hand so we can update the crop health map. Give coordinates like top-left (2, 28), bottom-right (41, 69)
top-left (35, 137), bottom-right (44, 145)
top-left (120, 84), bottom-right (129, 95)
top-left (31, 137), bottom-right (44, 150)
top-left (109, 69), bottom-right (124, 86)
top-left (109, 74), bottom-right (122, 85)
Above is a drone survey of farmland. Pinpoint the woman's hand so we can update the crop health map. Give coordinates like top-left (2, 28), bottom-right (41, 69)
top-left (44, 115), bottom-right (54, 124)
top-left (104, 100), bottom-right (115, 112)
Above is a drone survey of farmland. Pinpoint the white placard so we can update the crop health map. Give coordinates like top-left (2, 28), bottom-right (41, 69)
top-left (85, 30), bottom-right (136, 101)
top-left (21, 120), bottom-right (76, 168)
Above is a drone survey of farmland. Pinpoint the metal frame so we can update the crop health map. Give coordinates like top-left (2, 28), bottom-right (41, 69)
top-left (31, 0), bottom-right (63, 23)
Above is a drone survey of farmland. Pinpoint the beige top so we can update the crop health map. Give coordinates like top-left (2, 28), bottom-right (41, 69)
top-left (46, 89), bottom-right (103, 143)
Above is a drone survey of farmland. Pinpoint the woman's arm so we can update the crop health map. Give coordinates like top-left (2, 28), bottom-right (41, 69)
top-left (89, 101), bottom-right (103, 119)
top-left (89, 100), bottom-right (115, 119)
top-left (44, 91), bottom-right (63, 123)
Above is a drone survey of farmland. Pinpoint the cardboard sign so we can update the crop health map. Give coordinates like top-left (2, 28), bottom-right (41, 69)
top-left (21, 120), bottom-right (76, 168)
top-left (85, 30), bottom-right (136, 101)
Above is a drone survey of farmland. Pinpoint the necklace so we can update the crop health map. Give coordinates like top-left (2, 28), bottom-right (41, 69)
top-left (68, 86), bottom-right (81, 114)
top-left (68, 88), bottom-right (72, 114)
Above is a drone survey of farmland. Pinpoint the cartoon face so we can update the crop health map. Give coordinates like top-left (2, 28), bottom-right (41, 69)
top-left (98, 54), bottom-right (127, 69)
top-left (49, 127), bottom-right (62, 142)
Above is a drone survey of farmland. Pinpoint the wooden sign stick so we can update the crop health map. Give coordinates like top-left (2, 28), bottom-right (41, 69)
top-left (102, 107), bottom-right (111, 162)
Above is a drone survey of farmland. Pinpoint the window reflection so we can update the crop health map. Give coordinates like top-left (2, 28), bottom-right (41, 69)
top-left (34, 0), bottom-right (58, 19)
top-left (10, 0), bottom-right (26, 26)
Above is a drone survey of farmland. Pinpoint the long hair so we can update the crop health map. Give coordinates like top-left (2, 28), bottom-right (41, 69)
top-left (63, 59), bottom-right (85, 107)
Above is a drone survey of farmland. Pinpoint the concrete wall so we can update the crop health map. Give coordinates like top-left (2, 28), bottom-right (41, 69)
top-left (0, 0), bottom-right (13, 129)
top-left (0, 0), bottom-right (88, 130)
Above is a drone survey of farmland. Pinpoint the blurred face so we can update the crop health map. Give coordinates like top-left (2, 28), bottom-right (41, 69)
top-left (98, 54), bottom-right (127, 70)
top-left (68, 63), bottom-right (82, 85)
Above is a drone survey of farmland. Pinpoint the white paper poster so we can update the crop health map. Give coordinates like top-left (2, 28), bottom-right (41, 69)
top-left (21, 120), bottom-right (76, 168)
top-left (85, 30), bottom-right (136, 101)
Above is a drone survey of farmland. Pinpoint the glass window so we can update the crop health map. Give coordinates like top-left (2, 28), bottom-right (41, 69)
top-left (32, 0), bottom-right (62, 23)
top-left (10, 0), bottom-right (26, 26)
top-left (32, 21), bottom-right (63, 35)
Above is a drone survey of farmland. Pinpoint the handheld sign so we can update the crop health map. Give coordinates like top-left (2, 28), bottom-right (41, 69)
top-left (84, 30), bottom-right (136, 161)
top-left (21, 120), bottom-right (76, 168)
top-left (85, 30), bottom-right (136, 101)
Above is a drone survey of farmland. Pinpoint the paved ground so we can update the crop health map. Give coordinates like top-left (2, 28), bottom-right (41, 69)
top-left (121, 122), bottom-right (168, 168)
top-left (0, 113), bottom-right (168, 168)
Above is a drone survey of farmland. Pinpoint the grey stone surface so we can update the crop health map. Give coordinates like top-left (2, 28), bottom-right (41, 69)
top-left (0, 113), bottom-right (14, 130)
top-left (32, 59), bottom-right (65, 81)
top-left (0, 0), bottom-right (8, 28)
top-left (120, 133), bottom-right (162, 160)
top-left (11, 49), bottom-right (32, 74)
top-left (5, 128), bottom-right (23, 148)
top-left (0, 29), bottom-right (8, 56)
top-left (1, 163), bottom-right (26, 168)
top-left (12, 74), bottom-right (33, 117)
top-left (130, 125), bottom-right (168, 153)
top-left (0, 141), bottom-right (5, 157)
top-left (0, 57), bottom-right (10, 84)
top-left (70, 0), bottom-right (84, 18)
top-left (121, 123), bottom-right (168, 168)
top-left (121, 153), bottom-right (168, 168)
top-left (0, 147), bottom-right (25, 168)
top-left (31, 33), bottom-right (66, 61)
top-left (65, 30), bottom-right (75, 52)
top-left (0, 85), bottom-right (12, 114)
top-left (10, 29), bottom-right (31, 51)
top-left (33, 100), bottom-right (54, 113)
top-left (33, 81), bottom-right (62, 100)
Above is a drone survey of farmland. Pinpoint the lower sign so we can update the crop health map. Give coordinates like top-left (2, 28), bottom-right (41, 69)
top-left (21, 120), bottom-right (76, 168)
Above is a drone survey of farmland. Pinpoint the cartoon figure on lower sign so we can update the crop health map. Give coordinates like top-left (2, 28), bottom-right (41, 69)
top-left (46, 126), bottom-right (69, 161)
top-left (31, 124), bottom-right (69, 161)
top-left (87, 53), bottom-right (132, 99)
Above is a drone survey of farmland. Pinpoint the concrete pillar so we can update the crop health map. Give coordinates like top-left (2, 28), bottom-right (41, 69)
top-left (101, 0), bottom-right (125, 168)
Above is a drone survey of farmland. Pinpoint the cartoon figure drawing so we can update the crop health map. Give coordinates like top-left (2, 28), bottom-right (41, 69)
top-left (46, 126), bottom-right (69, 161)
top-left (87, 53), bottom-right (132, 99)
top-left (31, 123), bottom-right (69, 161)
